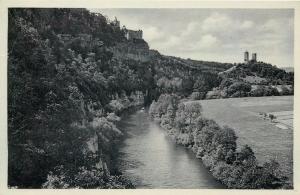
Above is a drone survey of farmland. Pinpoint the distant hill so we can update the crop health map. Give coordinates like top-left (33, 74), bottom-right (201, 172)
top-left (219, 62), bottom-right (293, 85)
top-left (281, 67), bottom-right (294, 72)
top-left (205, 62), bottom-right (294, 99)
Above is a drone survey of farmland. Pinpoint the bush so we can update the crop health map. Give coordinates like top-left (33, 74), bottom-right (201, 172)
top-left (108, 100), bottom-right (124, 113)
top-left (227, 82), bottom-right (251, 96)
top-left (250, 85), bottom-right (265, 97)
top-left (149, 94), bottom-right (179, 121)
top-left (279, 85), bottom-right (291, 95)
top-left (190, 91), bottom-right (206, 100)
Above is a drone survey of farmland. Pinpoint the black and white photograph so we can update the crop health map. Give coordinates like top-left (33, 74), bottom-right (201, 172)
top-left (1, 0), bottom-right (299, 192)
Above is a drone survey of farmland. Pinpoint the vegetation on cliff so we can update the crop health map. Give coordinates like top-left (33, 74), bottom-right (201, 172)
top-left (8, 8), bottom-right (146, 188)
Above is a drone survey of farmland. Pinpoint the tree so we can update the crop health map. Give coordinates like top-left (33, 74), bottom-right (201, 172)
top-left (269, 114), bottom-right (276, 122)
top-left (227, 82), bottom-right (251, 97)
top-left (237, 145), bottom-right (256, 164)
top-left (184, 102), bottom-right (202, 125)
top-left (212, 126), bottom-right (237, 151)
top-left (193, 77), bottom-right (209, 92)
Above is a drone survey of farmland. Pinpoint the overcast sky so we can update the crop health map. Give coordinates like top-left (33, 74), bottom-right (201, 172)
top-left (91, 9), bottom-right (294, 67)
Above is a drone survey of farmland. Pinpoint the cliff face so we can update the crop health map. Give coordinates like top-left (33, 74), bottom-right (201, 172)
top-left (109, 39), bottom-right (160, 62)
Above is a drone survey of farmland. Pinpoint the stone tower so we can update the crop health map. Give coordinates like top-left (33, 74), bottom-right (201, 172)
top-left (251, 53), bottom-right (257, 62)
top-left (244, 51), bottom-right (249, 63)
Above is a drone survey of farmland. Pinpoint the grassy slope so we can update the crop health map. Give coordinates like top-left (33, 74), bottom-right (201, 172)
top-left (191, 96), bottom-right (293, 182)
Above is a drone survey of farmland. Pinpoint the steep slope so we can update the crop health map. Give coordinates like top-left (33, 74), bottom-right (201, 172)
top-left (8, 8), bottom-right (147, 188)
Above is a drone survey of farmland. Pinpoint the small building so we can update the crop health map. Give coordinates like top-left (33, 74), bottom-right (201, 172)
top-left (125, 29), bottom-right (143, 40)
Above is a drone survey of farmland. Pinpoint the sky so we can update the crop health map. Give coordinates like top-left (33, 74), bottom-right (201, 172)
top-left (90, 9), bottom-right (294, 67)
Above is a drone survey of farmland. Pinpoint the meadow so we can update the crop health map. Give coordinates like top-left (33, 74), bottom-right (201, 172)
top-left (196, 96), bottom-right (293, 181)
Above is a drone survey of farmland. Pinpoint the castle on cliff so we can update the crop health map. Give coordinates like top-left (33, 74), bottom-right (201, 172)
top-left (125, 29), bottom-right (143, 40)
top-left (111, 16), bottom-right (143, 40)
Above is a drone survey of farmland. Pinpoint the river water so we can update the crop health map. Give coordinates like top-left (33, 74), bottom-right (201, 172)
top-left (117, 110), bottom-right (224, 189)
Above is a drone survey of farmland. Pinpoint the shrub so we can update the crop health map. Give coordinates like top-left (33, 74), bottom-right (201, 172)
top-left (250, 85), bottom-right (265, 97)
top-left (227, 82), bottom-right (251, 97)
top-left (269, 114), bottom-right (276, 121)
top-left (108, 100), bottom-right (124, 113)
top-left (190, 91), bottom-right (206, 100)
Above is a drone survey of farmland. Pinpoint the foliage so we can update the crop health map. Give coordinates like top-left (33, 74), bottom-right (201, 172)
top-left (216, 61), bottom-right (294, 98)
top-left (149, 94), bottom-right (289, 189)
top-left (227, 82), bottom-right (251, 97)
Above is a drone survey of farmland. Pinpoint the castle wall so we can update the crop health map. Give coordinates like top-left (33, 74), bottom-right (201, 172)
top-left (126, 30), bottom-right (143, 40)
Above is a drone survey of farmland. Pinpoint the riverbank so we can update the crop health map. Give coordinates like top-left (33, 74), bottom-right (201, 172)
top-left (149, 94), bottom-right (291, 189)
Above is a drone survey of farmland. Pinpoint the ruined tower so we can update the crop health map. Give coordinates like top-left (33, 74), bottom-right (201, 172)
top-left (251, 53), bottom-right (257, 62)
top-left (244, 51), bottom-right (249, 63)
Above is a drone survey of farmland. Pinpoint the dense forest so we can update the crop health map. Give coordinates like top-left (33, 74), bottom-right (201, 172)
top-left (8, 8), bottom-right (294, 188)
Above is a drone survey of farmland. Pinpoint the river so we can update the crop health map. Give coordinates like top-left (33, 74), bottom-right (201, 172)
top-left (117, 110), bottom-right (224, 189)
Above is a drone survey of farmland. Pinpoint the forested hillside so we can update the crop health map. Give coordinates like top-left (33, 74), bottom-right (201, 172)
top-left (205, 62), bottom-right (294, 99)
top-left (7, 8), bottom-right (294, 188)
top-left (8, 8), bottom-right (152, 188)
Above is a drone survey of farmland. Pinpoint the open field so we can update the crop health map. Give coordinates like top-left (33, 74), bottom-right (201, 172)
top-left (195, 96), bottom-right (293, 181)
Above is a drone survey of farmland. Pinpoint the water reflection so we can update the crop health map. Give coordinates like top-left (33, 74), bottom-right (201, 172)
top-left (117, 111), bottom-right (225, 189)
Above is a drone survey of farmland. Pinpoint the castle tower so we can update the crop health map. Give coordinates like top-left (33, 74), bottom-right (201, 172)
top-left (251, 53), bottom-right (257, 62)
top-left (137, 30), bottom-right (143, 39)
top-left (244, 51), bottom-right (249, 63)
